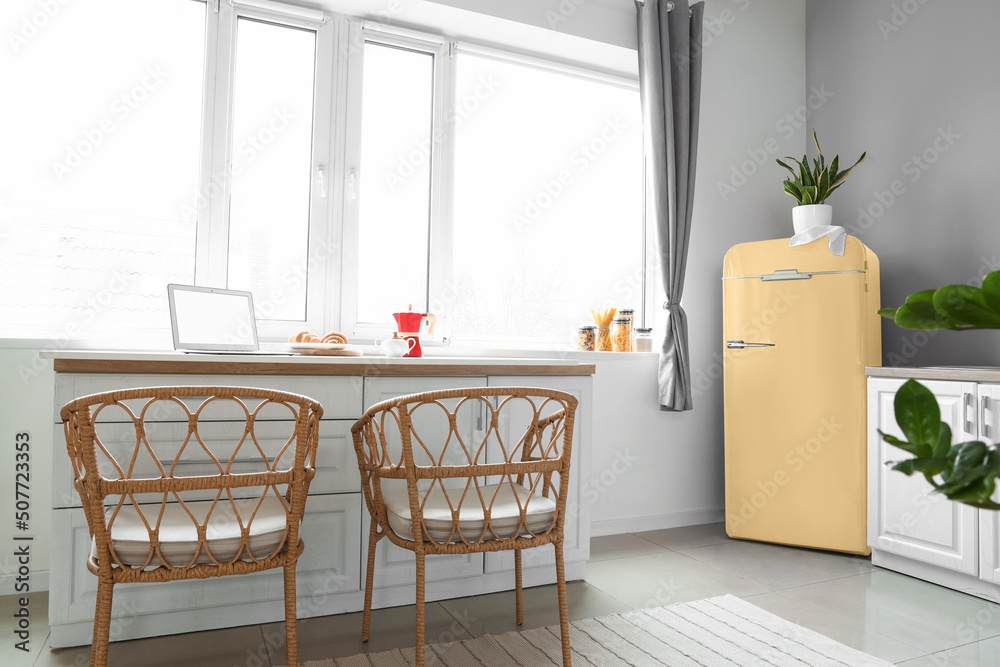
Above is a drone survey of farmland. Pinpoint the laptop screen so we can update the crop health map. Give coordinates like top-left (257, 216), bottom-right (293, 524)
top-left (168, 284), bottom-right (259, 352)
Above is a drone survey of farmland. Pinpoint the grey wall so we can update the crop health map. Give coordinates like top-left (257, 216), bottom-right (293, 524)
top-left (806, 0), bottom-right (1000, 367)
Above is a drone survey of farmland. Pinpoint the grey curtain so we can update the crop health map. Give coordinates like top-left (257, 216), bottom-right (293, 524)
top-left (636, 0), bottom-right (704, 411)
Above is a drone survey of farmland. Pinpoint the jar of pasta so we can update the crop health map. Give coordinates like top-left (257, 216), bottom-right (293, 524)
top-left (577, 326), bottom-right (596, 351)
top-left (613, 318), bottom-right (632, 352)
top-left (634, 327), bottom-right (653, 352)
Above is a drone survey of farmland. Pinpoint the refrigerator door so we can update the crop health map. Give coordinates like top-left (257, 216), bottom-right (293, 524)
top-left (723, 238), bottom-right (876, 555)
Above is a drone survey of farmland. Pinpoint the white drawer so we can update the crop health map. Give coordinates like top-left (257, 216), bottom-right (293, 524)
top-left (54, 374), bottom-right (364, 422)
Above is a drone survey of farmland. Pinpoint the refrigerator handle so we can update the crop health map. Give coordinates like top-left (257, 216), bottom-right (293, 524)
top-left (726, 340), bottom-right (776, 349)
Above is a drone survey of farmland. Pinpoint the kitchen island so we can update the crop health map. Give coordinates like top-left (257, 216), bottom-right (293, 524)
top-left (42, 350), bottom-right (595, 647)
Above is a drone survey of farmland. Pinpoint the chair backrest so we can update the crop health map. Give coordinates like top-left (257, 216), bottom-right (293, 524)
top-left (351, 387), bottom-right (577, 547)
top-left (60, 386), bottom-right (323, 572)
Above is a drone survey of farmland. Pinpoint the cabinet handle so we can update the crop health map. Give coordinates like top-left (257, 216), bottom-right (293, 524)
top-left (983, 396), bottom-right (992, 439)
top-left (964, 393), bottom-right (973, 434)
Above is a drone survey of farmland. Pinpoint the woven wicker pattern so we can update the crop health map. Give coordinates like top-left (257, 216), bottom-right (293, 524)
top-left (351, 387), bottom-right (578, 667)
top-left (60, 386), bottom-right (324, 667)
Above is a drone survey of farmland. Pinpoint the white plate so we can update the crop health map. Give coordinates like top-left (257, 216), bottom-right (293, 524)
top-left (286, 342), bottom-right (349, 351)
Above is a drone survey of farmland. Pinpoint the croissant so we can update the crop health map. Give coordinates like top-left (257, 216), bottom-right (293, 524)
top-left (289, 331), bottom-right (321, 343)
top-left (322, 331), bottom-right (348, 344)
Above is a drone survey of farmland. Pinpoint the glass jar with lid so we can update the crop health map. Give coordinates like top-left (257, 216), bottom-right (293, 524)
top-left (634, 327), bottom-right (653, 352)
top-left (577, 326), bottom-right (596, 351)
top-left (613, 318), bottom-right (632, 352)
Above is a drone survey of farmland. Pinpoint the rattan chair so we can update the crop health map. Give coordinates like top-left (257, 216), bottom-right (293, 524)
top-left (351, 387), bottom-right (578, 666)
top-left (60, 386), bottom-right (324, 667)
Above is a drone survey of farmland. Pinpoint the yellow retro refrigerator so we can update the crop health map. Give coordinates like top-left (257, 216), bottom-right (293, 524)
top-left (723, 235), bottom-right (881, 555)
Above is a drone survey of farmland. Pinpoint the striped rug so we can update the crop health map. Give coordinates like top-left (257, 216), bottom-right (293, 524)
top-left (301, 594), bottom-right (892, 666)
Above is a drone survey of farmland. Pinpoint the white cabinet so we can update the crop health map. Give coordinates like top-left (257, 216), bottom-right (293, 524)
top-left (978, 383), bottom-right (1000, 585)
top-left (868, 375), bottom-right (1000, 603)
top-left (867, 377), bottom-right (979, 574)
top-left (48, 365), bottom-right (594, 645)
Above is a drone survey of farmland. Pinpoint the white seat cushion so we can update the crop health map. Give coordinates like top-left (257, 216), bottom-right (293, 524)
top-left (381, 482), bottom-right (556, 542)
top-left (92, 496), bottom-right (290, 567)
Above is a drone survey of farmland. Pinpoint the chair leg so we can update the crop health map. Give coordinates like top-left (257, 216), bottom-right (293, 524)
top-left (514, 549), bottom-right (523, 625)
top-left (91, 576), bottom-right (114, 667)
top-left (555, 540), bottom-right (572, 667)
top-left (415, 550), bottom-right (426, 667)
top-left (361, 521), bottom-right (379, 643)
top-left (284, 561), bottom-right (298, 667)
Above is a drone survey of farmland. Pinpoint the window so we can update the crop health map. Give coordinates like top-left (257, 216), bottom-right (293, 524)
top-left (0, 0), bottom-right (207, 339)
top-left (343, 32), bottom-right (647, 345)
top-left (0, 0), bottom-right (332, 342)
top-left (449, 52), bottom-right (644, 342)
top-left (3, 3), bottom-right (647, 348)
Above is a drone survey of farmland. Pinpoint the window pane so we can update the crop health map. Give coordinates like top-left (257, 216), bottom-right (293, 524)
top-left (0, 0), bottom-right (205, 338)
top-left (227, 18), bottom-right (316, 321)
top-left (449, 54), bottom-right (644, 342)
top-left (356, 43), bottom-right (434, 323)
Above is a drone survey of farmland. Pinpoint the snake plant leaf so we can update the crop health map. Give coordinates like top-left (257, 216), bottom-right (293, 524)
top-left (776, 159), bottom-right (797, 177)
top-left (800, 186), bottom-right (816, 205)
top-left (816, 168), bottom-right (831, 203)
top-left (981, 271), bottom-right (1000, 312)
top-left (894, 379), bottom-right (941, 448)
top-left (829, 152), bottom-right (867, 188)
top-left (783, 180), bottom-right (802, 201)
top-left (800, 155), bottom-right (814, 187)
top-left (828, 155), bottom-right (839, 183)
top-left (932, 285), bottom-right (1000, 328)
top-left (812, 130), bottom-right (823, 157)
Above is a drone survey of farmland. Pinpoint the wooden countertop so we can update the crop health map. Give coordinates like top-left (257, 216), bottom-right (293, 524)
top-left (42, 350), bottom-right (597, 377)
top-left (866, 366), bottom-right (1000, 383)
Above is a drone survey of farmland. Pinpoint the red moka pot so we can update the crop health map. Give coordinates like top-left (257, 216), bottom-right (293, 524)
top-left (391, 306), bottom-right (436, 358)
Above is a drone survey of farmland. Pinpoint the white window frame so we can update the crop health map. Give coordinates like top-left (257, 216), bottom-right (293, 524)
top-left (195, 0), bottom-right (340, 340)
top-left (340, 30), bottom-right (652, 344)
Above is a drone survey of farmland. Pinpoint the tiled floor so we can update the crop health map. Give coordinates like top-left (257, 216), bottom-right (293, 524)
top-left (7, 523), bottom-right (1000, 666)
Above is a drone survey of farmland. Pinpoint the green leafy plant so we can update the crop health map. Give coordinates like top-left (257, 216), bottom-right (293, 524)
top-left (881, 379), bottom-right (1000, 510)
top-left (879, 271), bottom-right (1000, 330)
top-left (776, 131), bottom-right (866, 205)
top-left (879, 270), bottom-right (1000, 508)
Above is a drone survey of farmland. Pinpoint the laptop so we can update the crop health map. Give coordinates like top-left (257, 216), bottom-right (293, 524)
top-left (167, 284), bottom-right (290, 355)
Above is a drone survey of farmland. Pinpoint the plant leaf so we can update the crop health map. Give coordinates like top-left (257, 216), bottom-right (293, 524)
top-left (800, 186), bottom-right (815, 205)
top-left (893, 301), bottom-right (965, 330)
top-left (894, 379), bottom-right (941, 448)
top-left (813, 130), bottom-right (823, 156)
top-left (933, 285), bottom-right (1000, 328)
top-left (776, 159), bottom-right (797, 177)
top-left (981, 271), bottom-right (1000, 312)
top-left (933, 421), bottom-right (952, 458)
top-left (783, 180), bottom-right (803, 203)
top-left (829, 152), bottom-right (867, 187)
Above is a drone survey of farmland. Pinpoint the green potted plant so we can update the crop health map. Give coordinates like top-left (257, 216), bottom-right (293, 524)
top-left (777, 131), bottom-right (866, 233)
top-left (878, 271), bottom-right (1000, 509)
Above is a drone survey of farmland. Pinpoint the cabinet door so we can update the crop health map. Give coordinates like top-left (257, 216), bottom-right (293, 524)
top-left (483, 376), bottom-right (592, 575)
top-left (868, 377), bottom-right (979, 574)
top-left (979, 383), bottom-right (1000, 584)
top-left (360, 377), bottom-right (488, 588)
top-left (48, 493), bottom-right (362, 645)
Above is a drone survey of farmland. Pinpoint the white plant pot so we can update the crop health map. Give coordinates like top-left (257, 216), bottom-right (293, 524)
top-left (792, 204), bottom-right (832, 234)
